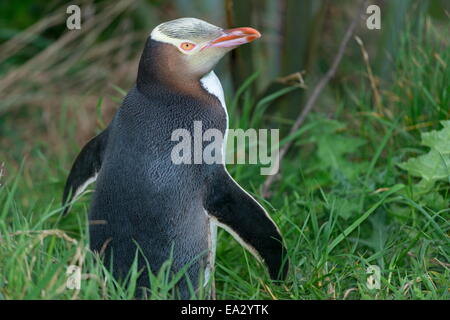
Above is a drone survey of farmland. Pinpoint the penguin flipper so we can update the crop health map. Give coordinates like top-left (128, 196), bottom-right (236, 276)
top-left (62, 129), bottom-right (109, 215)
top-left (205, 170), bottom-right (289, 281)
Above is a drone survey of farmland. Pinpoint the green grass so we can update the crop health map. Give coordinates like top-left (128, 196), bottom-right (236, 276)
top-left (0, 14), bottom-right (449, 300)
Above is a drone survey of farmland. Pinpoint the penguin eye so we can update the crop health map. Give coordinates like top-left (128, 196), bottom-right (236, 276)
top-left (180, 42), bottom-right (196, 52)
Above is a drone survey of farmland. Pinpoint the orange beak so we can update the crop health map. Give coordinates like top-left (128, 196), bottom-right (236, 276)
top-left (203, 27), bottom-right (261, 49)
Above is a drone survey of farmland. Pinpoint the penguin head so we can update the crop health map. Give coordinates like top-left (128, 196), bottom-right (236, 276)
top-left (147, 18), bottom-right (261, 79)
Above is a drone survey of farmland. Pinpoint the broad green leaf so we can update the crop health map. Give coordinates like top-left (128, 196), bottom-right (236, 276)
top-left (398, 120), bottom-right (450, 183)
top-left (421, 121), bottom-right (450, 153)
top-left (309, 117), bottom-right (367, 180)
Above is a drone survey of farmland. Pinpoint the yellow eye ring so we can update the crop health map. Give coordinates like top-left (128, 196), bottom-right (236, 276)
top-left (180, 42), bottom-right (196, 51)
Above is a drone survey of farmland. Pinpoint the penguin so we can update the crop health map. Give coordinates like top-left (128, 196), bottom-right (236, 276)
top-left (62, 17), bottom-right (288, 299)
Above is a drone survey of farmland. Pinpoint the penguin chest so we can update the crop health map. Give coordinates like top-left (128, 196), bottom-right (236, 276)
top-left (199, 71), bottom-right (227, 288)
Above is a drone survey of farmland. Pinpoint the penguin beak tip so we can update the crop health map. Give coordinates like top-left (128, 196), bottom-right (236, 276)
top-left (204, 27), bottom-right (261, 50)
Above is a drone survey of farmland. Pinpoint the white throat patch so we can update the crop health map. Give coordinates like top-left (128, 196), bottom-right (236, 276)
top-left (200, 71), bottom-right (226, 108)
top-left (200, 71), bottom-right (228, 163)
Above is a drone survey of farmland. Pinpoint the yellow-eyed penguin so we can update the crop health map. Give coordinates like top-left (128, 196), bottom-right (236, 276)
top-left (62, 17), bottom-right (288, 299)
